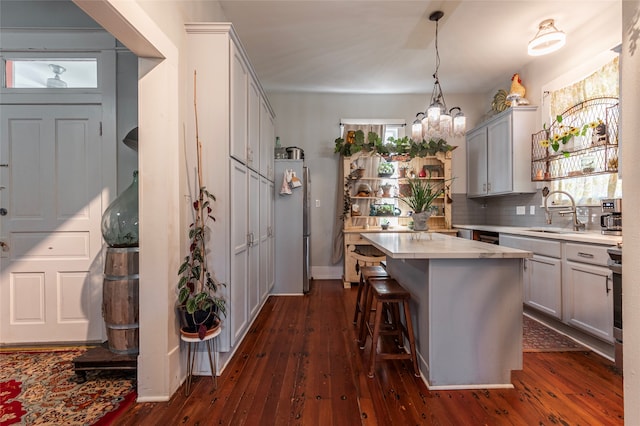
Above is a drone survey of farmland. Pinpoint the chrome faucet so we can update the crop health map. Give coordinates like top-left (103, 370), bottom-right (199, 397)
top-left (544, 190), bottom-right (586, 232)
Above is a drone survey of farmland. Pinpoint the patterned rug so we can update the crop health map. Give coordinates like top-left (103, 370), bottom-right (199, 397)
top-left (523, 315), bottom-right (587, 352)
top-left (0, 348), bottom-right (136, 425)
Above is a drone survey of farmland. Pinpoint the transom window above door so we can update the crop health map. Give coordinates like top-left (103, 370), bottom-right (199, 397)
top-left (3, 58), bottom-right (98, 89)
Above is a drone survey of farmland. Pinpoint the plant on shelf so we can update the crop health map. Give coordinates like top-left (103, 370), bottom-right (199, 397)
top-left (334, 130), bottom-right (454, 158)
top-left (177, 71), bottom-right (227, 339)
top-left (399, 174), bottom-right (450, 231)
top-left (334, 130), bottom-right (380, 156)
top-left (539, 115), bottom-right (603, 157)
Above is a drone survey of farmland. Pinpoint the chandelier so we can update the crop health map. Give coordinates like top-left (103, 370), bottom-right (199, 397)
top-left (412, 11), bottom-right (465, 142)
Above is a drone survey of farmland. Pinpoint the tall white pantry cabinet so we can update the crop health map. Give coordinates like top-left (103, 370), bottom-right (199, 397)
top-left (185, 23), bottom-right (276, 369)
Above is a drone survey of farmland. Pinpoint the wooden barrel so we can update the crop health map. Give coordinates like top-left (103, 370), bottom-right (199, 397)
top-left (103, 247), bottom-right (139, 355)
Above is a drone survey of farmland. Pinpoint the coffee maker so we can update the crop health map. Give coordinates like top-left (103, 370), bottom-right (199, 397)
top-left (601, 198), bottom-right (622, 235)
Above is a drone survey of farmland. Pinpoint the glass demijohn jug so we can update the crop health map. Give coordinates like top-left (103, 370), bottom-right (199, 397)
top-left (101, 171), bottom-right (139, 247)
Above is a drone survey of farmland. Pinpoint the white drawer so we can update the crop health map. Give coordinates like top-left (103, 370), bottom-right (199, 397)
top-left (499, 234), bottom-right (561, 258)
top-left (564, 243), bottom-right (612, 267)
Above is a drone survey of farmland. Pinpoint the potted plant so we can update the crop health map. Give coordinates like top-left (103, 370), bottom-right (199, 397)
top-left (177, 71), bottom-right (227, 339)
top-left (399, 175), bottom-right (446, 231)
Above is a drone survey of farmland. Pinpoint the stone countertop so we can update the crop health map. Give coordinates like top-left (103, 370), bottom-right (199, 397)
top-left (343, 226), bottom-right (457, 234)
top-left (453, 224), bottom-right (622, 246)
top-left (361, 232), bottom-right (532, 260)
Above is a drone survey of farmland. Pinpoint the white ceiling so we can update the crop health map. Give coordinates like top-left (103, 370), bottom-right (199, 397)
top-left (218, 0), bottom-right (618, 94)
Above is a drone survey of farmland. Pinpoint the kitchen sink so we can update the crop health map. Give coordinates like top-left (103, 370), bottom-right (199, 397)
top-left (524, 227), bottom-right (577, 234)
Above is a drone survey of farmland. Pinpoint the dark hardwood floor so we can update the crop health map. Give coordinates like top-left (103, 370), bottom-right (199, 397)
top-left (114, 280), bottom-right (624, 425)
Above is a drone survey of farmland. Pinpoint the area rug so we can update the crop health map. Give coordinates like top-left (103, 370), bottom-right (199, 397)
top-left (523, 315), bottom-right (587, 352)
top-left (0, 348), bottom-right (136, 425)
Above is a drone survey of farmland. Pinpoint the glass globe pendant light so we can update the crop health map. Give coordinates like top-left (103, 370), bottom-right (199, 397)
top-left (415, 11), bottom-right (466, 141)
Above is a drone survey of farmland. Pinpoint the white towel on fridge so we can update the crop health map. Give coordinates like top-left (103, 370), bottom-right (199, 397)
top-left (280, 169), bottom-right (293, 195)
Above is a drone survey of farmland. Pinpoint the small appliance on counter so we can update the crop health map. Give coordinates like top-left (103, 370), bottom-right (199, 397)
top-left (600, 198), bottom-right (622, 235)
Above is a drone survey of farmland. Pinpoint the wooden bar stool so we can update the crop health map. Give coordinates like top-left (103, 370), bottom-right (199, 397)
top-left (353, 265), bottom-right (389, 327)
top-left (362, 277), bottom-right (420, 379)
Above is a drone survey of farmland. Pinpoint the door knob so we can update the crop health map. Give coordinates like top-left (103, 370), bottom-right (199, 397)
top-left (0, 208), bottom-right (6, 216)
top-left (0, 241), bottom-right (8, 251)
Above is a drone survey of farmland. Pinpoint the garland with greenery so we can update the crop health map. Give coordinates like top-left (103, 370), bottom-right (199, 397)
top-left (334, 130), bottom-right (454, 157)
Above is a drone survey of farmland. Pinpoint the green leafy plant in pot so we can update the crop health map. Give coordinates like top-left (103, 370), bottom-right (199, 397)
top-left (400, 175), bottom-right (446, 231)
top-left (177, 71), bottom-right (227, 339)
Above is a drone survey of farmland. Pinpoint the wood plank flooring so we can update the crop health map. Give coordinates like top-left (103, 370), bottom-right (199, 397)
top-left (114, 280), bottom-right (623, 425)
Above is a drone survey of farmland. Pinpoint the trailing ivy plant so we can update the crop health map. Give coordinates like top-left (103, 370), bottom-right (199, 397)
top-left (334, 130), bottom-right (454, 158)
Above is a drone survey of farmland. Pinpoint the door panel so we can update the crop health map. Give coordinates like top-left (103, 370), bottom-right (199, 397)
top-left (1, 105), bottom-right (103, 343)
top-left (229, 159), bottom-right (248, 345)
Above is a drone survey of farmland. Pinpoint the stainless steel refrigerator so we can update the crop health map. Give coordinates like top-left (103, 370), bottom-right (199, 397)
top-left (274, 160), bottom-right (310, 294)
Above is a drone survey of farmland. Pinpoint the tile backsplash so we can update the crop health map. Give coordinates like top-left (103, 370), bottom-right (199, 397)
top-left (452, 191), bottom-right (602, 231)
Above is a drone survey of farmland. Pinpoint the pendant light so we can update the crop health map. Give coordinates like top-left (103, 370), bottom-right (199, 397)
top-left (46, 64), bottom-right (67, 88)
top-left (528, 19), bottom-right (566, 56)
top-left (417, 11), bottom-right (465, 141)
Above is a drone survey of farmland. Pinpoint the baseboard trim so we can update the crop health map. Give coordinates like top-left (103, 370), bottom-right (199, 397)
top-left (311, 266), bottom-right (342, 280)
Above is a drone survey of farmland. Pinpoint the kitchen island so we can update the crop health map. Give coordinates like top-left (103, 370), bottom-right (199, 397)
top-left (362, 232), bottom-right (532, 389)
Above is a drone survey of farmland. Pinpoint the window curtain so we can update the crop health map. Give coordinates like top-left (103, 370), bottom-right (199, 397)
top-left (550, 57), bottom-right (619, 118)
top-left (331, 123), bottom-right (386, 264)
top-left (549, 57), bottom-right (621, 204)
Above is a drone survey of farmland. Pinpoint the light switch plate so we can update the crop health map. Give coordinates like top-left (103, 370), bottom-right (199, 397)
top-left (516, 206), bottom-right (526, 215)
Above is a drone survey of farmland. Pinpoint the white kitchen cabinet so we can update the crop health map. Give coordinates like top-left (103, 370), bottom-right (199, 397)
top-left (260, 97), bottom-right (275, 180)
top-left (466, 106), bottom-right (537, 197)
top-left (230, 159), bottom-right (249, 346)
top-left (230, 42), bottom-right (249, 164)
top-left (247, 79), bottom-right (261, 171)
top-left (186, 23), bottom-right (275, 357)
top-left (259, 177), bottom-right (274, 301)
top-left (525, 255), bottom-right (563, 319)
top-left (466, 127), bottom-right (488, 197)
top-left (563, 243), bottom-right (614, 342)
top-left (248, 170), bottom-right (261, 318)
top-left (499, 235), bottom-right (562, 319)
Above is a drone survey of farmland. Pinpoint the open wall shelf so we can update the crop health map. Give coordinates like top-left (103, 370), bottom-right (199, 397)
top-left (531, 97), bottom-right (619, 181)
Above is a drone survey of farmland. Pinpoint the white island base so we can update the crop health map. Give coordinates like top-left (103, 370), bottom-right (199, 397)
top-left (362, 233), bottom-right (529, 390)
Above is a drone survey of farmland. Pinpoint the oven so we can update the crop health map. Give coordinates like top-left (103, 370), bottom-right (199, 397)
top-left (607, 245), bottom-right (622, 369)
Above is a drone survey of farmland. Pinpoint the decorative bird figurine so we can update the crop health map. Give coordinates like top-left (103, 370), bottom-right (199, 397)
top-left (509, 73), bottom-right (526, 99)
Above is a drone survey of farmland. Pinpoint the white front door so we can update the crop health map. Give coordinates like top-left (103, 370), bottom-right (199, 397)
top-left (0, 105), bottom-right (104, 344)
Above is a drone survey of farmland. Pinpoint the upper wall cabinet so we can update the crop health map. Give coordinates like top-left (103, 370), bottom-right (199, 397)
top-left (210, 25), bottom-right (275, 181)
top-left (466, 106), bottom-right (537, 197)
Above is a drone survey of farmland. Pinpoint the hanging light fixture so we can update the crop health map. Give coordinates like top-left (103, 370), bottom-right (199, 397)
top-left (46, 64), bottom-right (67, 88)
top-left (411, 113), bottom-right (425, 140)
top-left (528, 19), bottom-right (566, 56)
top-left (417, 11), bottom-right (465, 141)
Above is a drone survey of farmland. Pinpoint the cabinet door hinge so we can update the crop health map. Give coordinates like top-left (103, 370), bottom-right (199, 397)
top-left (99, 122), bottom-right (103, 136)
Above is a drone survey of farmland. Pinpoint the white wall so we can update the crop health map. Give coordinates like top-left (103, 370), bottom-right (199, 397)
top-left (268, 92), bottom-right (485, 272)
top-left (116, 50), bottom-right (139, 193)
top-left (483, 4), bottom-right (621, 130)
top-left (621, 1), bottom-right (639, 423)
top-left (74, 0), bottom-right (229, 401)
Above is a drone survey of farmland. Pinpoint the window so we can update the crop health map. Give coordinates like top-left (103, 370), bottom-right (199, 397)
top-left (544, 55), bottom-right (620, 205)
top-left (3, 58), bottom-right (98, 89)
